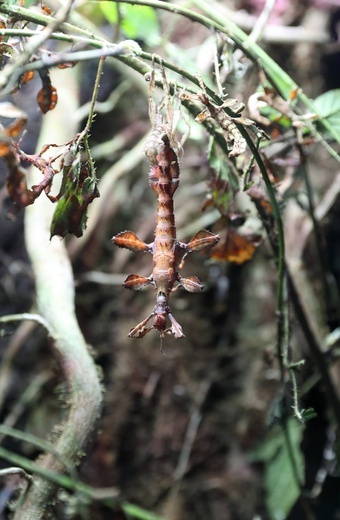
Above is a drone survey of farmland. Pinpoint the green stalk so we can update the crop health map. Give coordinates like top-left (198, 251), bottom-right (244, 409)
top-left (76, 57), bottom-right (105, 175)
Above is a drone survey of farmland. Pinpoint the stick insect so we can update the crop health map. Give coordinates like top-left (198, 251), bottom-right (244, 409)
top-left (112, 63), bottom-right (219, 347)
top-left (181, 80), bottom-right (255, 157)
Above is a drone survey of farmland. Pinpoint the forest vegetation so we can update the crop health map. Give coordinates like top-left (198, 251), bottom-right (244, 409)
top-left (0, 1), bottom-right (340, 519)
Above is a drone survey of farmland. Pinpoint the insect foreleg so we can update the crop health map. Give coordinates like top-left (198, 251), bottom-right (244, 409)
top-left (168, 312), bottom-right (185, 339)
top-left (123, 274), bottom-right (153, 290)
top-left (179, 276), bottom-right (204, 292)
top-left (128, 313), bottom-right (155, 338)
top-left (177, 230), bottom-right (220, 269)
top-left (195, 108), bottom-right (210, 124)
top-left (187, 230), bottom-right (220, 251)
top-left (112, 231), bottom-right (151, 252)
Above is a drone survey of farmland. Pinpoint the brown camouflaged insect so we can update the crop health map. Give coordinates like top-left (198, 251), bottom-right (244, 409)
top-left (181, 79), bottom-right (255, 157)
top-left (112, 64), bottom-right (219, 348)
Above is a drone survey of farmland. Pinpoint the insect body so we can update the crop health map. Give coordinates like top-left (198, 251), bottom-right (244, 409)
top-left (181, 88), bottom-right (254, 157)
top-left (112, 117), bottom-right (219, 344)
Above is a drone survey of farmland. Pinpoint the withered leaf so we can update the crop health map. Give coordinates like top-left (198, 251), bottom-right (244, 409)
top-left (0, 140), bottom-right (12, 157)
top-left (0, 18), bottom-right (6, 42)
top-left (0, 138), bottom-right (36, 209)
top-left (0, 131), bottom-right (64, 212)
top-left (7, 163), bottom-right (36, 208)
top-left (50, 162), bottom-right (100, 238)
top-left (0, 102), bottom-right (27, 139)
top-left (5, 119), bottom-right (26, 138)
top-left (123, 274), bottom-right (151, 290)
top-left (211, 226), bottom-right (261, 264)
top-left (289, 88), bottom-right (299, 102)
top-left (41, 3), bottom-right (53, 15)
top-left (37, 69), bottom-right (58, 113)
top-left (58, 62), bottom-right (77, 69)
top-left (37, 85), bottom-right (58, 114)
top-left (22, 70), bottom-right (35, 84)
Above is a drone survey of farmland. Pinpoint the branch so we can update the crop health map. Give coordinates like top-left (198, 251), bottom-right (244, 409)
top-left (10, 67), bottom-right (102, 519)
top-left (109, 0), bottom-right (340, 157)
top-left (0, 0), bottom-right (75, 92)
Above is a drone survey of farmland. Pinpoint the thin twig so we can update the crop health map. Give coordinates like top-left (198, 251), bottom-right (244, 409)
top-left (0, 468), bottom-right (32, 482)
top-left (0, 425), bottom-right (78, 484)
top-left (298, 148), bottom-right (340, 327)
top-left (287, 274), bottom-right (340, 426)
top-left (24, 45), bottom-right (138, 70)
top-left (0, 313), bottom-right (53, 334)
top-left (247, 0), bottom-right (277, 44)
top-left (173, 380), bottom-right (211, 482)
top-left (76, 57), bottom-right (105, 175)
top-left (0, 0), bottom-right (75, 92)
top-left (0, 446), bottom-right (119, 504)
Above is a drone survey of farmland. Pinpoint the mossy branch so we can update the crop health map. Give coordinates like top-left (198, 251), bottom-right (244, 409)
top-left (9, 67), bottom-right (103, 520)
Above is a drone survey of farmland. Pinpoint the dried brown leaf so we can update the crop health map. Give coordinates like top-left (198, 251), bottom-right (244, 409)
top-left (0, 18), bottom-right (6, 42)
top-left (0, 141), bottom-right (12, 157)
top-left (22, 70), bottom-right (35, 84)
top-left (211, 227), bottom-right (261, 264)
top-left (41, 3), bottom-right (53, 15)
top-left (58, 62), bottom-right (77, 69)
top-left (37, 84), bottom-right (58, 114)
top-left (0, 102), bottom-right (27, 138)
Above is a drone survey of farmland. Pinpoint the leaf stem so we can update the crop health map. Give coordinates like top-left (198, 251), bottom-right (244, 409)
top-left (76, 57), bottom-right (105, 175)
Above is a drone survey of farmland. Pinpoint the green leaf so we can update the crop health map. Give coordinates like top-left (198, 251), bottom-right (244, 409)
top-left (300, 408), bottom-right (317, 422)
top-left (244, 181), bottom-right (254, 191)
top-left (258, 104), bottom-right (291, 128)
top-left (99, 2), bottom-right (118, 24)
top-left (313, 89), bottom-right (340, 136)
top-left (100, 3), bottom-right (160, 45)
top-left (50, 161), bottom-right (99, 239)
top-left (250, 420), bottom-right (304, 520)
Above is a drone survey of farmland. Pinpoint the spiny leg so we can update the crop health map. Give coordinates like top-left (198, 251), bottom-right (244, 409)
top-left (112, 231), bottom-right (151, 252)
top-left (178, 230), bottom-right (220, 268)
top-left (168, 312), bottom-right (185, 339)
top-left (128, 313), bottom-right (155, 338)
top-left (123, 274), bottom-right (153, 290)
top-left (179, 275), bottom-right (204, 293)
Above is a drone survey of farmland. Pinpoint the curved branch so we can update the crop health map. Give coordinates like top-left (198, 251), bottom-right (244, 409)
top-left (12, 67), bottom-right (102, 519)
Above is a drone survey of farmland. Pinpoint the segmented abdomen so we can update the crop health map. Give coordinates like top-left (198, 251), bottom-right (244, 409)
top-left (146, 126), bottom-right (181, 297)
